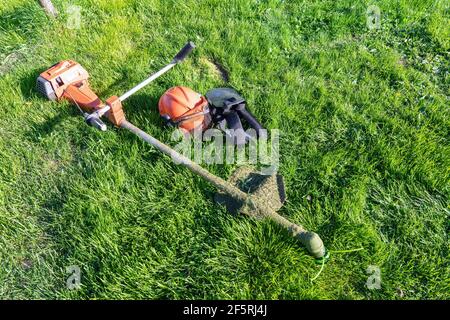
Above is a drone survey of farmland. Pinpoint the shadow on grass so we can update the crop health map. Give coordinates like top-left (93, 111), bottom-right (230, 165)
top-left (121, 93), bottom-right (163, 128)
top-left (19, 67), bottom-right (47, 99)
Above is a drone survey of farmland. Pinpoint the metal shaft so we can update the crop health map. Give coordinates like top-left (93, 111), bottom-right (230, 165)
top-left (120, 120), bottom-right (326, 258)
top-left (85, 63), bottom-right (175, 122)
top-left (119, 42), bottom-right (195, 102)
top-left (119, 63), bottom-right (176, 102)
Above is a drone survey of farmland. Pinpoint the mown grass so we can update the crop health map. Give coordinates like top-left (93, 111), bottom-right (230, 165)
top-left (0, 0), bottom-right (448, 299)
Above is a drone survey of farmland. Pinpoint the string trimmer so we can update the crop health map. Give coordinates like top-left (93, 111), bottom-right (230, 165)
top-left (36, 42), bottom-right (326, 260)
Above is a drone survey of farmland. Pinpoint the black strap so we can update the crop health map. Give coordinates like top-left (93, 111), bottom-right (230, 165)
top-left (162, 106), bottom-right (210, 127)
top-left (235, 103), bottom-right (265, 137)
top-left (224, 111), bottom-right (247, 146)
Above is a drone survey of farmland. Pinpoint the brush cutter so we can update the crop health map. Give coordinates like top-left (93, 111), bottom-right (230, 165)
top-left (36, 42), bottom-right (326, 260)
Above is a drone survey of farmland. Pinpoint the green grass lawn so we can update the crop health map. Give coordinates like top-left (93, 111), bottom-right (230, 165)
top-left (0, 0), bottom-right (448, 299)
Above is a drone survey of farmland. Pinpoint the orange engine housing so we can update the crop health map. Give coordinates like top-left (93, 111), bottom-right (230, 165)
top-left (37, 60), bottom-right (126, 126)
top-left (37, 60), bottom-right (103, 113)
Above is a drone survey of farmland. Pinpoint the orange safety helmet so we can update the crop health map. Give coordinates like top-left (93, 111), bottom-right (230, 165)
top-left (158, 86), bottom-right (210, 132)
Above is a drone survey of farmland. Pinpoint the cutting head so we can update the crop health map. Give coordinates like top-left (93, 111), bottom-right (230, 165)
top-left (215, 166), bottom-right (286, 218)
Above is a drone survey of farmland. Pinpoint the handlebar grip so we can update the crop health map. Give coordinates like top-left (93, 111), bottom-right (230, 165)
top-left (172, 41), bottom-right (196, 63)
top-left (86, 115), bottom-right (107, 131)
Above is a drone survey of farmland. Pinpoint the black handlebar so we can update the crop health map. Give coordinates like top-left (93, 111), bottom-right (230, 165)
top-left (172, 41), bottom-right (196, 63)
top-left (85, 114), bottom-right (107, 131)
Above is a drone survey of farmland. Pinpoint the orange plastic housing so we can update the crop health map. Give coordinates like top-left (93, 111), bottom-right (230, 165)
top-left (106, 96), bottom-right (125, 127)
top-left (158, 86), bottom-right (209, 132)
top-left (39, 60), bottom-right (103, 112)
